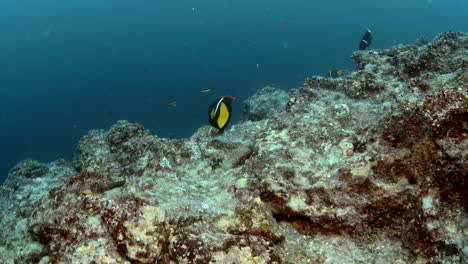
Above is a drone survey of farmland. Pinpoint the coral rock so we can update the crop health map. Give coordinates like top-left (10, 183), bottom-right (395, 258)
top-left (240, 86), bottom-right (289, 122)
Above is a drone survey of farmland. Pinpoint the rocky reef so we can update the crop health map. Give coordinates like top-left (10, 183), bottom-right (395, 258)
top-left (240, 86), bottom-right (289, 122)
top-left (0, 32), bottom-right (466, 264)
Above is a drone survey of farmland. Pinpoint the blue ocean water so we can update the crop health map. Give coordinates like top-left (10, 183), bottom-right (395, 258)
top-left (0, 0), bottom-right (467, 183)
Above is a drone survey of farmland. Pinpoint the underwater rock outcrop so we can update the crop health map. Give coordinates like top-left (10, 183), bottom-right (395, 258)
top-left (0, 160), bottom-right (76, 263)
top-left (240, 86), bottom-right (290, 122)
top-left (0, 32), bottom-right (467, 263)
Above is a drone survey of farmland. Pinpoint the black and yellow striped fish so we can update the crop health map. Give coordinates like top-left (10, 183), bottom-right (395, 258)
top-left (208, 96), bottom-right (236, 136)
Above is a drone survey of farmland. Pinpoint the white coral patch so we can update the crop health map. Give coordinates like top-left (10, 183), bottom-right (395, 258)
top-left (421, 193), bottom-right (439, 216)
top-left (287, 195), bottom-right (308, 211)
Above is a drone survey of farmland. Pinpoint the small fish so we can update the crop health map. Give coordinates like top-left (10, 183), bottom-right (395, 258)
top-left (167, 100), bottom-right (177, 106)
top-left (281, 41), bottom-right (289, 49)
top-left (200, 88), bottom-right (211, 93)
top-left (327, 69), bottom-right (344, 78)
top-left (359, 28), bottom-right (372, 50)
top-left (43, 27), bottom-right (52, 38)
top-left (256, 63), bottom-right (260, 69)
top-left (208, 96), bottom-right (236, 136)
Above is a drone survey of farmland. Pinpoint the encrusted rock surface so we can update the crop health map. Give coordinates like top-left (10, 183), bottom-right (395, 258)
top-left (0, 160), bottom-right (76, 263)
top-left (8, 159), bottom-right (50, 180)
top-left (0, 32), bottom-right (467, 263)
top-left (240, 86), bottom-right (289, 122)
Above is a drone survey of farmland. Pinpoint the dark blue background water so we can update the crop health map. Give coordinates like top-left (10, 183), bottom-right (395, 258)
top-left (1, 0), bottom-right (467, 182)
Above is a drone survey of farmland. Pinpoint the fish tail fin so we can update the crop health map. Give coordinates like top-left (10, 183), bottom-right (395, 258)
top-left (210, 130), bottom-right (224, 136)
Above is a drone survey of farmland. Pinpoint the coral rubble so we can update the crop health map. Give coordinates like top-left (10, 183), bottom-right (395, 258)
top-left (1, 32), bottom-right (467, 263)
